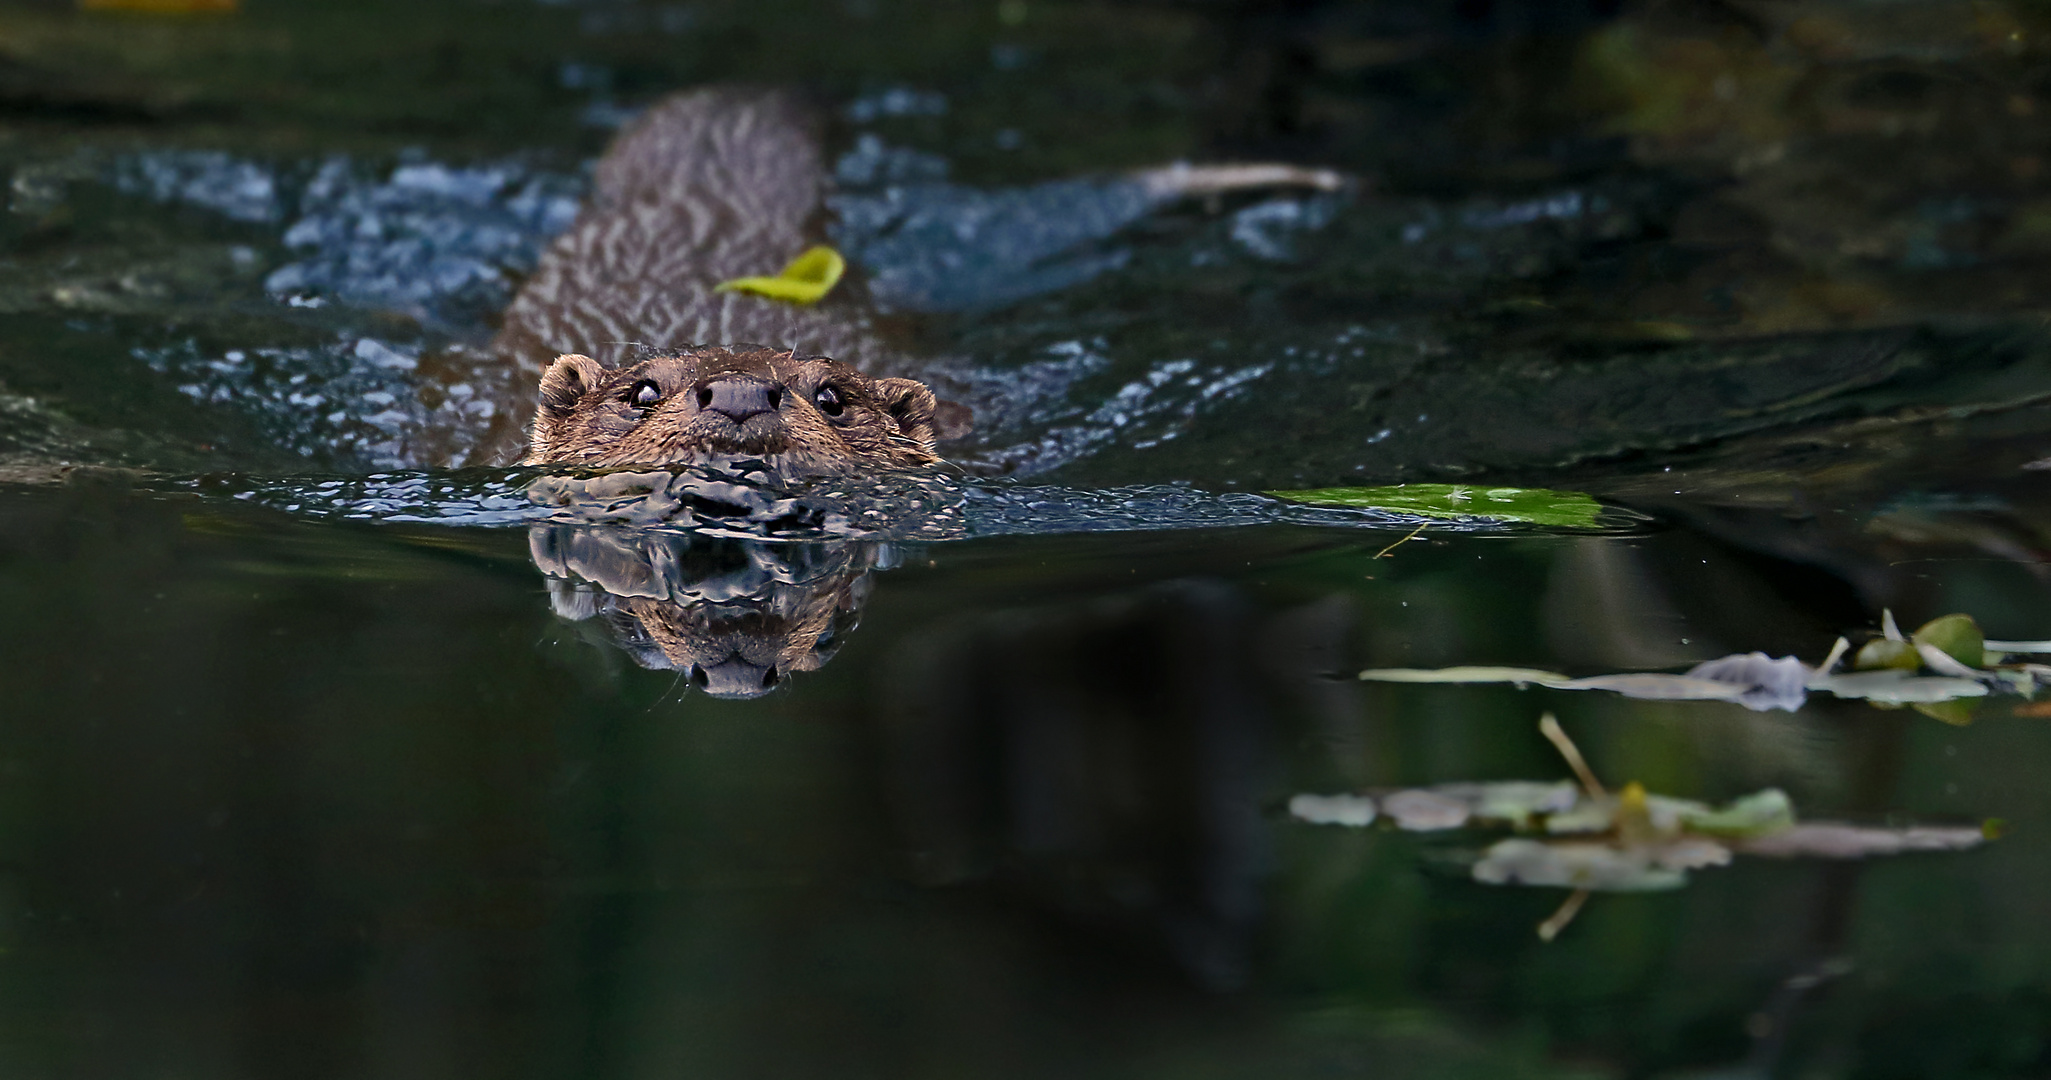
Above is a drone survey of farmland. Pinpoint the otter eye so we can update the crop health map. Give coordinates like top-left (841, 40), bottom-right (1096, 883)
top-left (813, 385), bottom-right (846, 418)
top-left (628, 380), bottom-right (662, 408)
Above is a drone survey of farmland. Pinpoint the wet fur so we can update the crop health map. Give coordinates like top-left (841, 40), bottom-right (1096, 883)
top-left (525, 343), bottom-right (952, 473)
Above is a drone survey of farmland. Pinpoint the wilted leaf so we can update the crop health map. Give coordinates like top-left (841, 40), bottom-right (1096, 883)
top-left (1267, 484), bottom-right (1606, 528)
top-left (1550, 673), bottom-right (1752, 701)
top-left (1288, 793), bottom-right (1377, 827)
top-left (1381, 789), bottom-right (1473, 831)
top-left (1360, 654), bottom-right (1813, 712)
top-left (1471, 837), bottom-right (1728, 891)
top-left (1732, 823), bottom-right (1987, 858)
top-left (1359, 666), bottom-right (1570, 685)
top-left (1815, 670), bottom-right (1989, 704)
top-left (1435, 781), bottom-right (1582, 827)
top-left (714, 245), bottom-right (846, 305)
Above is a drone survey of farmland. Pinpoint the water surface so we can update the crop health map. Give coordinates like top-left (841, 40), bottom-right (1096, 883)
top-left (2, 1), bottom-right (2051, 1076)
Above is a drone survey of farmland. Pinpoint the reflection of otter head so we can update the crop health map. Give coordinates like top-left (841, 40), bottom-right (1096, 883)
top-left (523, 344), bottom-right (969, 474)
top-left (530, 524), bottom-right (882, 698)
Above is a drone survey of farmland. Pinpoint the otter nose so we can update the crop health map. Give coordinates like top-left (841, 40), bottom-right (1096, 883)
top-left (689, 657), bottom-right (781, 699)
top-left (695, 375), bottom-right (783, 421)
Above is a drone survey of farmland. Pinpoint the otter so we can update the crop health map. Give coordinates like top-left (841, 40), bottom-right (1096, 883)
top-left (479, 87), bottom-right (929, 469)
top-left (477, 85), bottom-right (1338, 471)
top-left (500, 85), bottom-right (1339, 688)
top-left (524, 343), bottom-right (967, 474)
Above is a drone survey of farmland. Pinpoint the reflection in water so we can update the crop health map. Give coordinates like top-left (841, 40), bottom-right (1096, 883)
top-left (530, 522), bottom-right (883, 698)
top-left (1291, 713), bottom-right (1986, 941)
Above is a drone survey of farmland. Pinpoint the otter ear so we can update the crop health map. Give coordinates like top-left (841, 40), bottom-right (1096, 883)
top-left (872, 377), bottom-right (940, 446)
top-left (528, 354), bottom-right (609, 465)
top-left (538, 353), bottom-right (607, 421)
top-left (874, 377), bottom-right (975, 446)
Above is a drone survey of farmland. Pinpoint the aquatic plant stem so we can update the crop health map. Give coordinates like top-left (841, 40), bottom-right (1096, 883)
top-left (1539, 712), bottom-right (1607, 798)
top-left (1374, 522), bottom-right (1429, 559)
top-left (1538, 888), bottom-right (1592, 942)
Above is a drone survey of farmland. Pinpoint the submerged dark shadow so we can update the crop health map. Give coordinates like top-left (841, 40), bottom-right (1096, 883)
top-left (877, 579), bottom-right (1359, 990)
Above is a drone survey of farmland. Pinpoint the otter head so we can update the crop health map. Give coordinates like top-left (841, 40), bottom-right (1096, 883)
top-left (523, 344), bottom-right (969, 473)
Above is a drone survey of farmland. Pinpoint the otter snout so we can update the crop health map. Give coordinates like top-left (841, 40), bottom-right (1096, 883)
top-left (696, 374), bottom-right (784, 422)
top-left (689, 654), bottom-right (782, 698)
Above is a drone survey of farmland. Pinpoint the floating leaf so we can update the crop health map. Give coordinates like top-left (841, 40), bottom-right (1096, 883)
top-left (1815, 669), bottom-right (1989, 704)
top-left (1267, 484), bottom-right (1607, 528)
top-left (1361, 654), bottom-right (1813, 712)
top-left (1287, 793), bottom-right (1376, 827)
top-left (1912, 699), bottom-right (1982, 726)
top-left (1913, 613), bottom-right (1986, 670)
top-left (1732, 823), bottom-right (1987, 858)
top-left (1381, 789), bottom-right (1473, 831)
top-left (1673, 788), bottom-right (1795, 838)
top-left (1359, 666), bottom-right (1570, 685)
top-left (1436, 781), bottom-right (1581, 828)
top-left (1472, 837), bottom-right (1727, 892)
top-left (714, 245), bottom-right (846, 305)
top-left (1854, 638), bottom-right (1920, 671)
top-left (1553, 673), bottom-right (1754, 702)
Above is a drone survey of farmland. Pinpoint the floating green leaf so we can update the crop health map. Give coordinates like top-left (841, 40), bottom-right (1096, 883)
top-left (1913, 613), bottom-right (1987, 670)
top-left (713, 245), bottom-right (846, 305)
top-left (1267, 484), bottom-right (1607, 528)
top-left (1674, 788), bottom-right (1796, 838)
top-left (1913, 699), bottom-right (1982, 726)
top-left (1854, 637), bottom-right (1920, 671)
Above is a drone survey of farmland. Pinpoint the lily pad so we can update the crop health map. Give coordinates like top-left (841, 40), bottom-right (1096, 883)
top-left (1266, 484), bottom-right (1606, 528)
top-left (714, 245), bottom-right (846, 305)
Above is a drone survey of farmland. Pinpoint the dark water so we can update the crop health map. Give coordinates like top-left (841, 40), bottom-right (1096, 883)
top-left (4, 0), bottom-right (2051, 1076)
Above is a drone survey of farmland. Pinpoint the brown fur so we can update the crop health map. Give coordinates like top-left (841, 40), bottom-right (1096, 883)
top-left (606, 589), bottom-right (855, 695)
top-left (524, 343), bottom-right (959, 473)
top-left (531, 524), bottom-right (878, 697)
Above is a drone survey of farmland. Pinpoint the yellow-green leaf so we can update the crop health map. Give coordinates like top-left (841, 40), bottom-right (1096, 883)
top-left (1913, 613), bottom-right (1986, 670)
top-left (714, 245), bottom-right (846, 305)
top-left (1913, 699), bottom-right (1981, 726)
top-left (1854, 638), bottom-right (1920, 671)
top-left (1269, 484), bottom-right (1607, 528)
